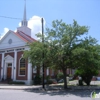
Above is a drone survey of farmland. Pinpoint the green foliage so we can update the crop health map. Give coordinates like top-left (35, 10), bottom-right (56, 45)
top-left (34, 75), bottom-right (41, 85)
top-left (45, 75), bottom-right (52, 84)
top-left (23, 19), bottom-right (100, 88)
top-left (45, 75), bottom-right (51, 81)
top-left (24, 41), bottom-right (51, 68)
top-left (75, 69), bottom-right (99, 77)
top-left (57, 72), bottom-right (64, 80)
top-left (75, 68), bottom-right (99, 86)
top-left (45, 20), bottom-right (89, 88)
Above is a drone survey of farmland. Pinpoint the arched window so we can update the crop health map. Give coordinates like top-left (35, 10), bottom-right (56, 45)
top-left (19, 58), bottom-right (26, 75)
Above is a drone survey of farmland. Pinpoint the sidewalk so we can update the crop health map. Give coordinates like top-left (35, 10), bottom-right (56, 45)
top-left (0, 81), bottom-right (100, 90)
top-left (0, 84), bottom-right (42, 90)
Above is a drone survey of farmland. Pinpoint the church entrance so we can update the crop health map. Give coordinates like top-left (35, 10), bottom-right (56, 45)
top-left (7, 63), bottom-right (12, 79)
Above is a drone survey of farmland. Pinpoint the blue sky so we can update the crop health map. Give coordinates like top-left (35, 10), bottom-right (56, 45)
top-left (0, 0), bottom-right (100, 43)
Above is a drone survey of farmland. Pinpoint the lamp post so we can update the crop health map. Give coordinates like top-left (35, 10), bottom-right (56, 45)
top-left (41, 18), bottom-right (45, 89)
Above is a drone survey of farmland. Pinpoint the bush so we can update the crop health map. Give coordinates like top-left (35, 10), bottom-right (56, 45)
top-left (34, 75), bottom-right (41, 85)
top-left (75, 69), bottom-right (99, 86)
top-left (47, 79), bottom-right (53, 84)
top-left (57, 72), bottom-right (64, 81)
top-left (45, 75), bottom-right (51, 84)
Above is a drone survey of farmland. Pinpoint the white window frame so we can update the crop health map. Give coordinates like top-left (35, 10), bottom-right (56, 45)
top-left (18, 57), bottom-right (26, 76)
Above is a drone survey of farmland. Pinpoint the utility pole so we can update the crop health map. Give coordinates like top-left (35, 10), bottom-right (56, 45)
top-left (41, 18), bottom-right (45, 89)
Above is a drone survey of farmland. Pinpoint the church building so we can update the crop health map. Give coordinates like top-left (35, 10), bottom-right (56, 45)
top-left (0, 2), bottom-right (75, 85)
top-left (0, 2), bottom-right (37, 85)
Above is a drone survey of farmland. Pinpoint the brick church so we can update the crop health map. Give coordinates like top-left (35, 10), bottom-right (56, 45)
top-left (0, 2), bottom-right (75, 85)
top-left (0, 1), bottom-right (54, 85)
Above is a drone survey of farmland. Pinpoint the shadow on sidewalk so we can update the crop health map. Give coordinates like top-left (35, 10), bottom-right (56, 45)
top-left (23, 85), bottom-right (100, 98)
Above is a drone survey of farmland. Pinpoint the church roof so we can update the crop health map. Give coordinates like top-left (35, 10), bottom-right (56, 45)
top-left (0, 1), bottom-right (37, 44)
top-left (0, 30), bottom-right (36, 44)
top-left (15, 30), bottom-right (36, 42)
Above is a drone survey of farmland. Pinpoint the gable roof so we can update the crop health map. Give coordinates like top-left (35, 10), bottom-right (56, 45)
top-left (16, 30), bottom-right (36, 42)
top-left (0, 30), bottom-right (36, 43)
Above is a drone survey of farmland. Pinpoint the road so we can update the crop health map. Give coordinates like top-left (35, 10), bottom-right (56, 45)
top-left (0, 89), bottom-right (99, 100)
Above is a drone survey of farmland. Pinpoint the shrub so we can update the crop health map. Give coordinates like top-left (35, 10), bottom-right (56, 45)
top-left (75, 68), bottom-right (99, 86)
top-left (45, 75), bottom-right (51, 84)
top-left (34, 75), bottom-right (41, 85)
top-left (57, 72), bottom-right (64, 81)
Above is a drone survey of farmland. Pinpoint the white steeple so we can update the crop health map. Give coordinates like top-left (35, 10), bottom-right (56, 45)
top-left (21, 0), bottom-right (27, 26)
top-left (17, 0), bottom-right (31, 37)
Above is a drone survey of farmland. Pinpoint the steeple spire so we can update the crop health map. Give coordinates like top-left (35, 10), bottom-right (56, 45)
top-left (17, 0), bottom-right (31, 37)
top-left (21, 0), bottom-right (27, 27)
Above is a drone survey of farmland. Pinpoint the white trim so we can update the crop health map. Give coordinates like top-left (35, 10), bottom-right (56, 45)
top-left (0, 46), bottom-right (27, 54)
top-left (4, 55), bottom-right (14, 80)
top-left (14, 50), bottom-right (17, 81)
top-left (1, 53), bottom-right (4, 80)
top-left (27, 59), bottom-right (32, 85)
top-left (4, 60), bottom-right (14, 80)
top-left (18, 57), bottom-right (26, 76)
top-left (47, 68), bottom-right (49, 75)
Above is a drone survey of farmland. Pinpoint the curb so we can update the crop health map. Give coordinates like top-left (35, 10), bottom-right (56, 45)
top-left (0, 87), bottom-right (100, 91)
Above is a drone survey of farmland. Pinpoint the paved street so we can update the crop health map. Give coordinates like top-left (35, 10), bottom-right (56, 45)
top-left (0, 80), bottom-right (100, 100)
top-left (0, 89), bottom-right (99, 100)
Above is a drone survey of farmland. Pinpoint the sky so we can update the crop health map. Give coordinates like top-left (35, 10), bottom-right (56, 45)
top-left (0, 0), bottom-right (100, 43)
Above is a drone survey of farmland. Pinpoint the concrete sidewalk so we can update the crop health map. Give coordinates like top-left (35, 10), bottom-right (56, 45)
top-left (0, 84), bottom-right (42, 90)
top-left (0, 85), bottom-right (100, 90)
top-left (0, 80), bottom-right (100, 90)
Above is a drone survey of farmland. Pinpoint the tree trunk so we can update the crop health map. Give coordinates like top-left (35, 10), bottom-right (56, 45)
top-left (62, 68), bottom-right (67, 89)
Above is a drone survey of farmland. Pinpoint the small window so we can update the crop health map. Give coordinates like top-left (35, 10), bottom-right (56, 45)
top-left (8, 63), bottom-right (12, 67)
top-left (19, 58), bottom-right (26, 75)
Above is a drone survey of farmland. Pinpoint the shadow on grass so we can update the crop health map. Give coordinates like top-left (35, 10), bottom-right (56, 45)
top-left (23, 84), bottom-right (100, 98)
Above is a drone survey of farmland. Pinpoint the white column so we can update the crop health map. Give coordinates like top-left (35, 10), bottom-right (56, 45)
top-left (40, 67), bottom-right (42, 76)
top-left (13, 50), bottom-right (17, 81)
top-left (1, 53), bottom-right (4, 80)
top-left (27, 60), bottom-right (32, 85)
top-left (46, 68), bottom-right (49, 76)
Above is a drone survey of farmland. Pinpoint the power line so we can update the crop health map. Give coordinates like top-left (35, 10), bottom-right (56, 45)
top-left (0, 15), bottom-right (53, 27)
top-left (0, 16), bottom-right (21, 20)
top-left (0, 15), bottom-right (41, 20)
top-left (0, 15), bottom-right (53, 26)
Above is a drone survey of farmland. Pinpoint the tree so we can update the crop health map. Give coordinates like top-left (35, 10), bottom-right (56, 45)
top-left (45, 20), bottom-right (89, 89)
top-left (24, 41), bottom-right (51, 69)
top-left (24, 19), bottom-right (99, 89)
top-left (73, 37), bottom-right (100, 85)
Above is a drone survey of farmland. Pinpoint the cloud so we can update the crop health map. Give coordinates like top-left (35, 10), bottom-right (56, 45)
top-left (18, 16), bottom-right (45, 40)
top-left (0, 16), bottom-right (45, 40)
top-left (19, 22), bottom-right (21, 27)
top-left (28, 16), bottom-right (45, 39)
top-left (0, 28), bottom-right (9, 39)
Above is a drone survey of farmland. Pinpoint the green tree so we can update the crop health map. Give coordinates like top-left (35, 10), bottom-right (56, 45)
top-left (24, 41), bottom-right (50, 69)
top-left (73, 37), bottom-right (100, 85)
top-left (24, 19), bottom-right (99, 89)
top-left (45, 20), bottom-right (88, 89)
